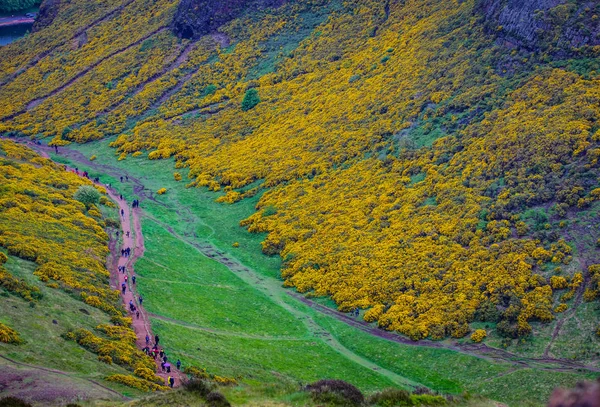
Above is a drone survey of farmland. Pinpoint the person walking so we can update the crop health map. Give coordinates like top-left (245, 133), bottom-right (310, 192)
top-left (146, 335), bottom-right (150, 345)
top-left (176, 359), bottom-right (181, 370)
top-left (132, 275), bottom-right (136, 285)
top-left (169, 376), bottom-right (174, 388)
top-left (121, 209), bottom-right (124, 218)
top-left (121, 282), bottom-right (126, 294)
top-left (139, 295), bottom-right (143, 305)
top-left (155, 334), bottom-right (159, 346)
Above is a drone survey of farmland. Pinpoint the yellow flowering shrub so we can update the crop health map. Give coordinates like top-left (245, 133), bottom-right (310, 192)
top-left (470, 329), bottom-right (487, 343)
top-left (173, 172), bottom-right (182, 181)
top-left (554, 304), bottom-right (568, 313)
top-left (550, 276), bottom-right (568, 290)
top-left (106, 374), bottom-right (168, 392)
top-left (0, 322), bottom-right (22, 344)
top-left (157, 188), bottom-right (167, 195)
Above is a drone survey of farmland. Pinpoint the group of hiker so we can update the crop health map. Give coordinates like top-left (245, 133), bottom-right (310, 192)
top-left (132, 199), bottom-right (140, 208)
top-left (121, 247), bottom-right (131, 257)
top-left (142, 335), bottom-right (181, 388)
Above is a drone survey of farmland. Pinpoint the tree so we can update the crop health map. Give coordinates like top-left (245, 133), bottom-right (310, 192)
top-left (241, 89), bottom-right (260, 112)
top-left (74, 185), bottom-right (101, 208)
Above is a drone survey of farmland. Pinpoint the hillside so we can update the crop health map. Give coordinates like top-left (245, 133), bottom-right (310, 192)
top-left (1, 0), bottom-right (600, 405)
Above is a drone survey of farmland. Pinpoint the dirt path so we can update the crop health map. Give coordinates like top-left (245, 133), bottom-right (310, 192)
top-left (13, 139), bottom-right (600, 379)
top-left (103, 183), bottom-right (185, 388)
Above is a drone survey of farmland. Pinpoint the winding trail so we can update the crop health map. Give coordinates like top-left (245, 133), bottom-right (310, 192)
top-left (104, 185), bottom-right (183, 387)
top-left (11, 139), bottom-right (600, 387)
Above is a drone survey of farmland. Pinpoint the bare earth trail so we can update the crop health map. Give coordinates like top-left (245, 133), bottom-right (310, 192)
top-left (13, 140), bottom-right (600, 384)
top-left (105, 185), bottom-right (185, 387)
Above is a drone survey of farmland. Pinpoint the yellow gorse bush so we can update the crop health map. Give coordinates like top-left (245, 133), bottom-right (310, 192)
top-left (0, 322), bottom-right (22, 344)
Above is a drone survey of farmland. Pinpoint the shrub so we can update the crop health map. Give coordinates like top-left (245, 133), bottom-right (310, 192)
top-left (0, 252), bottom-right (7, 264)
top-left (0, 397), bottom-right (32, 407)
top-left (157, 188), bottom-right (167, 195)
top-left (205, 391), bottom-right (231, 407)
top-left (134, 367), bottom-right (164, 384)
top-left (174, 172), bottom-right (182, 181)
top-left (306, 379), bottom-right (364, 406)
top-left (470, 329), bottom-right (487, 343)
top-left (0, 322), bottom-right (22, 344)
top-left (90, 155), bottom-right (97, 161)
top-left (550, 276), bottom-right (568, 290)
top-left (184, 365), bottom-right (209, 379)
top-left (74, 185), bottom-right (101, 208)
top-left (241, 89), bottom-right (260, 111)
top-left (106, 374), bottom-right (168, 392)
top-left (554, 303), bottom-right (568, 313)
top-left (368, 388), bottom-right (411, 406)
top-left (183, 378), bottom-right (213, 396)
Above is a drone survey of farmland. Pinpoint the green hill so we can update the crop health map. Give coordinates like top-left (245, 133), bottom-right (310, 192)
top-left (1, 0), bottom-right (600, 405)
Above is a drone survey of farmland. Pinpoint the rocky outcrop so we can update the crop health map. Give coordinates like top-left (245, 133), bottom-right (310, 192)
top-left (171, 0), bottom-right (285, 40)
top-left (476, 0), bottom-right (600, 52)
top-left (32, 0), bottom-right (60, 32)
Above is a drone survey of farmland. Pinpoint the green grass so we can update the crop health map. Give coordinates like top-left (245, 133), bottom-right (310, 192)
top-left (43, 138), bottom-right (600, 406)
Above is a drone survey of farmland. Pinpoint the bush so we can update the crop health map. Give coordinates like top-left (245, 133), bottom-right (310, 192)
top-left (368, 388), bottom-right (411, 406)
top-left (173, 172), bottom-right (182, 181)
top-left (74, 185), bottom-right (101, 208)
top-left (306, 379), bottom-right (364, 406)
top-left (0, 397), bottom-right (32, 407)
top-left (241, 89), bottom-right (260, 111)
top-left (157, 188), bottom-right (167, 195)
top-left (183, 378), bottom-right (213, 396)
top-left (470, 329), bottom-right (487, 343)
top-left (0, 322), bottom-right (22, 344)
top-left (205, 391), bottom-right (231, 407)
top-left (106, 374), bottom-right (168, 392)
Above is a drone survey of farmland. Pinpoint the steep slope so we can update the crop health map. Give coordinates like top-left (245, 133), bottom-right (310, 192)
top-left (0, 0), bottom-right (600, 360)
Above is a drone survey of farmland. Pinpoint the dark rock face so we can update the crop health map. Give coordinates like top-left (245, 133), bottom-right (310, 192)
top-left (32, 0), bottom-right (61, 32)
top-left (171, 0), bottom-right (286, 40)
top-left (476, 0), bottom-right (600, 52)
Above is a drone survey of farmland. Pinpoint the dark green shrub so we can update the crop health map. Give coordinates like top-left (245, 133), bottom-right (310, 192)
top-left (183, 378), bottom-right (213, 396)
top-left (306, 379), bottom-right (364, 406)
top-left (0, 396), bottom-right (32, 407)
top-left (368, 388), bottom-right (411, 406)
top-left (205, 391), bottom-right (231, 407)
top-left (241, 89), bottom-right (260, 111)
